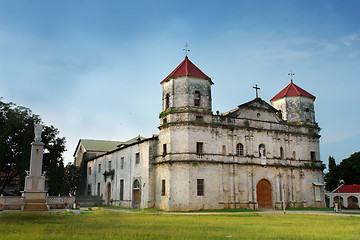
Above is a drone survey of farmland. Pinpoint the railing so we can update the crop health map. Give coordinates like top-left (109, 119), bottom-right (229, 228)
top-left (0, 196), bottom-right (25, 210)
top-left (46, 196), bottom-right (76, 209)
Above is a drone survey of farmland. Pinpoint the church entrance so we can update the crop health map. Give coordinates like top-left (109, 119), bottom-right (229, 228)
top-left (133, 179), bottom-right (141, 208)
top-left (106, 183), bottom-right (111, 205)
top-left (257, 179), bottom-right (272, 208)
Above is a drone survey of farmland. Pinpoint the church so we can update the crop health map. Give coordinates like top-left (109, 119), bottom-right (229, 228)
top-left (74, 56), bottom-right (325, 210)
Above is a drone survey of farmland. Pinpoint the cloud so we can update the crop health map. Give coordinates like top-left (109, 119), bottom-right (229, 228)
top-left (342, 34), bottom-right (358, 47)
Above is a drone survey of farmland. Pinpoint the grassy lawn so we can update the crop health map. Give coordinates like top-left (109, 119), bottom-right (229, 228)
top-left (0, 209), bottom-right (359, 239)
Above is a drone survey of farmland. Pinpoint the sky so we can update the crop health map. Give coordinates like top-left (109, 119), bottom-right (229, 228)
top-left (0, 0), bottom-right (359, 168)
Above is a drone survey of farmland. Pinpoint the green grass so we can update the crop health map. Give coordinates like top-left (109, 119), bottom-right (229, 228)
top-left (0, 209), bottom-right (360, 239)
top-left (286, 207), bottom-right (332, 211)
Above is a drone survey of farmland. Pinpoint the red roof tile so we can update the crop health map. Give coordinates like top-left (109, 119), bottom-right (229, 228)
top-left (270, 81), bottom-right (316, 101)
top-left (337, 185), bottom-right (360, 193)
top-left (161, 57), bottom-right (212, 84)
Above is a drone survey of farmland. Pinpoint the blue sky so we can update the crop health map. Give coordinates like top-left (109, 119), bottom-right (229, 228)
top-left (0, 0), bottom-right (359, 167)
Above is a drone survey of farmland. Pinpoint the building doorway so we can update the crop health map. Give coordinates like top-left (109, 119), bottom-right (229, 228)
top-left (257, 179), bottom-right (272, 208)
top-left (133, 179), bottom-right (141, 208)
top-left (106, 183), bottom-right (111, 205)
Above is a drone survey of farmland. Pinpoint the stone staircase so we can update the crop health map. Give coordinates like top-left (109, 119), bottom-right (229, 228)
top-left (23, 199), bottom-right (48, 211)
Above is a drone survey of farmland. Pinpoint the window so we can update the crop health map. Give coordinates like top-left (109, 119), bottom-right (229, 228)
top-left (292, 151), bottom-right (296, 160)
top-left (121, 157), bottom-right (124, 169)
top-left (194, 91), bottom-right (201, 106)
top-left (165, 93), bottom-right (170, 109)
top-left (259, 144), bottom-right (266, 158)
top-left (236, 143), bottom-right (244, 156)
top-left (88, 167), bottom-right (92, 175)
top-left (87, 184), bottom-right (91, 196)
top-left (135, 152), bottom-right (140, 164)
top-left (280, 147), bottom-right (284, 159)
top-left (98, 164), bottom-right (101, 173)
top-left (161, 179), bottom-right (166, 196)
top-left (196, 142), bottom-right (203, 154)
top-left (310, 151), bottom-right (316, 161)
top-left (109, 161), bottom-right (112, 170)
top-left (222, 145), bottom-right (226, 156)
top-left (97, 182), bottom-right (101, 196)
top-left (197, 179), bottom-right (204, 196)
top-left (163, 144), bottom-right (167, 156)
top-left (163, 118), bottom-right (167, 124)
top-left (120, 179), bottom-right (124, 200)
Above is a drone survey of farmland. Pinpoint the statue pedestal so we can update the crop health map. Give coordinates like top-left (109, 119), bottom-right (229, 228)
top-left (22, 140), bottom-right (48, 211)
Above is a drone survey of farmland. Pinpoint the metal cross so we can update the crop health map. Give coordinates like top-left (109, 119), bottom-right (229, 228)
top-left (253, 84), bottom-right (260, 99)
top-left (183, 43), bottom-right (190, 57)
top-left (288, 71), bottom-right (295, 82)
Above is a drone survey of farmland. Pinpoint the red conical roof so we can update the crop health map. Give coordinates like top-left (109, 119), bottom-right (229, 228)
top-left (270, 81), bottom-right (316, 101)
top-left (161, 57), bottom-right (212, 84)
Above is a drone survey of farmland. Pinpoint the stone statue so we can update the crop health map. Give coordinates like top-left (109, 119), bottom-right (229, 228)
top-left (34, 122), bottom-right (43, 142)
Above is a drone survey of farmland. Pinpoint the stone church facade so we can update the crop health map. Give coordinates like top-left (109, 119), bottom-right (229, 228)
top-left (75, 57), bottom-right (325, 210)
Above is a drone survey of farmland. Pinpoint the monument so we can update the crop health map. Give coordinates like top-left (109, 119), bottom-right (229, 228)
top-left (22, 122), bottom-right (48, 211)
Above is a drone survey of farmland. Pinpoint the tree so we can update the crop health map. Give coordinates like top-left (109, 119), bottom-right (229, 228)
top-left (0, 98), bottom-right (66, 195)
top-left (64, 163), bottom-right (80, 196)
top-left (324, 152), bottom-right (360, 191)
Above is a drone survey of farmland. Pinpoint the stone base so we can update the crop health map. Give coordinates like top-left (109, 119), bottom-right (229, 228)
top-left (23, 191), bottom-right (48, 212)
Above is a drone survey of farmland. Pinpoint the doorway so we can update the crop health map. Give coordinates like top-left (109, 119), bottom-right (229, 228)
top-left (257, 179), bottom-right (272, 208)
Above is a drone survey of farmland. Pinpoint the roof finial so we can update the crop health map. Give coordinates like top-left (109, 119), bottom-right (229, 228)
top-left (253, 84), bottom-right (260, 99)
top-left (183, 43), bottom-right (190, 58)
top-left (288, 70), bottom-right (295, 83)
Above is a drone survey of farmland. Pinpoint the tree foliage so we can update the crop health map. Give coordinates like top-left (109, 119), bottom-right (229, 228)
top-left (64, 163), bottom-right (80, 196)
top-left (325, 152), bottom-right (360, 191)
top-left (0, 98), bottom-right (66, 195)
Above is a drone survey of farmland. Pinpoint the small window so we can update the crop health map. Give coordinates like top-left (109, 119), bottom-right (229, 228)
top-left (310, 151), bottom-right (316, 161)
top-left (87, 184), bottom-right (91, 196)
top-left (88, 167), bottom-right (92, 175)
top-left (280, 147), bottom-right (284, 159)
top-left (165, 93), bottom-right (170, 109)
top-left (196, 142), bottom-right (203, 155)
top-left (163, 118), bottom-right (167, 124)
top-left (121, 157), bottom-right (124, 169)
top-left (259, 144), bottom-right (266, 158)
top-left (292, 151), bottom-right (296, 160)
top-left (196, 116), bottom-right (203, 122)
top-left (194, 91), bottom-right (201, 106)
top-left (120, 179), bottom-right (124, 200)
top-left (257, 113), bottom-right (261, 119)
top-left (136, 152), bottom-right (140, 164)
top-left (98, 164), bottom-right (101, 173)
top-left (97, 182), bottom-right (101, 196)
top-left (222, 145), bottom-right (226, 156)
top-left (163, 144), bottom-right (167, 156)
top-left (236, 143), bottom-right (244, 156)
top-left (161, 179), bottom-right (166, 196)
top-left (109, 161), bottom-right (112, 170)
top-left (197, 179), bottom-right (204, 196)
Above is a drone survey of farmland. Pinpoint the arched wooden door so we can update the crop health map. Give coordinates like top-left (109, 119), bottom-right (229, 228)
top-left (257, 179), bottom-right (272, 208)
top-left (133, 180), bottom-right (141, 208)
top-left (106, 183), bottom-right (111, 205)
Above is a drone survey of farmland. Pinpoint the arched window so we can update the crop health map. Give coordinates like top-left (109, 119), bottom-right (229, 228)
top-left (280, 147), bottom-right (284, 159)
top-left (194, 91), bottom-right (201, 106)
top-left (222, 145), bottom-right (226, 156)
top-left (165, 93), bottom-right (170, 109)
top-left (259, 144), bottom-right (266, 158)
top-left (292, 151), bottom-right (296, 160)
top-left (236, 143), bottom-right (244, 156)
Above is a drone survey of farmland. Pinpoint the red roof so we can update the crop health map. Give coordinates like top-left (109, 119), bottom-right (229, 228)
top-left (336, 185), bottom-right (360, 193)
top-left (270, 81), bottom-right (316, 101)
top-left (161, 57), bottom-right (212, 84)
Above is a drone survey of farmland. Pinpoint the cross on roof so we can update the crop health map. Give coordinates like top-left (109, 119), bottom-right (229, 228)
top-left (253, 84), bottom-right (260, 99)
top-left (183, 43), bottom-right (190, 57)
top-left (288, 70), bottom-right (295, 82)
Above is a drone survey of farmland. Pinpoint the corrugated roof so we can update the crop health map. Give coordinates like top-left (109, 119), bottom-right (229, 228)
top-left (161, 57), bottom-right (212, 84)
top-left (270, 81), bottom-right (316, 102)
top-left (336, 185), bottom-right (360, 193)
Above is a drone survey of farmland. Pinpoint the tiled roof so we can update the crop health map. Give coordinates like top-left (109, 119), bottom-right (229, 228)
top-left (336, 185), bottom-right (360, 193)
top-left (270, 81), bottom-right (316, 101)
top-left (79, 139), bottom-right (124, 152)
top-left (161, 57), bottom-right (212, 84)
